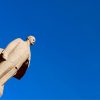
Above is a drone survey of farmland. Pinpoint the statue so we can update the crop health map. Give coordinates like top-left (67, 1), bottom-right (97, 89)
top-left (0, 35), bottom-right (36, 96)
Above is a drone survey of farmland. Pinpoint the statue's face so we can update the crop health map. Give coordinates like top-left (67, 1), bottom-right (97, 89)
top-left (28, 36), bottom-right (36, 45)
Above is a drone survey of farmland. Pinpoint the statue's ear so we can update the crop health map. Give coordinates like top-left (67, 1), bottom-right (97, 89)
top-left (13, 59), bottom-right (29, 80)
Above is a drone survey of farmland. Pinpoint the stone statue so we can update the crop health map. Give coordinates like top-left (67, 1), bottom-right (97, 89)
top-left (0, 35), bottom-right (36, 96)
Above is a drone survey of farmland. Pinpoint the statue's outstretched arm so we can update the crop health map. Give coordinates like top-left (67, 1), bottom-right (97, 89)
top-left (2, 38), bottom-right (22, 60)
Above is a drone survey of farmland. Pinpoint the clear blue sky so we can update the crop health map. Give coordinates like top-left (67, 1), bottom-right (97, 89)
top-left (0, 0), bottom-right (100, 99)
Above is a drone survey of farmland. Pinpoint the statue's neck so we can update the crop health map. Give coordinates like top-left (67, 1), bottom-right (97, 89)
top-left (26, 40), bottom-right (30, 45)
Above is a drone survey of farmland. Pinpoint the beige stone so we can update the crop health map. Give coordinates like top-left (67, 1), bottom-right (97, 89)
top-left (0, 35), bottom-right (35, 96)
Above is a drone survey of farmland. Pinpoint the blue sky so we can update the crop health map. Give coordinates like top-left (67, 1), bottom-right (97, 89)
top-left (0, 0), bottom-right (100, 99)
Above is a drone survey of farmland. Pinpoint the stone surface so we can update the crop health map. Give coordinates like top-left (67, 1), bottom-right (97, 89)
top-left (0, 35), bottom-right (35, 96)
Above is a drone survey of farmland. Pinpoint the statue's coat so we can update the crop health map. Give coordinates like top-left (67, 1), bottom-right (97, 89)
top-left (0, 38), bottom-right (31, 80)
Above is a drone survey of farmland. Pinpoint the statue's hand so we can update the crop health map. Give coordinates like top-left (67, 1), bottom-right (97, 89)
top-left (1, 52), bottom-right (8, 61)
top-left (2, 54), bottom-right (8, 60)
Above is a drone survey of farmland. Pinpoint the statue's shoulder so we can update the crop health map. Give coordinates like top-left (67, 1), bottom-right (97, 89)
top-left (16, 38), bottom-right (23, 42)
top-left (17, 38), bottom-right (22, 41)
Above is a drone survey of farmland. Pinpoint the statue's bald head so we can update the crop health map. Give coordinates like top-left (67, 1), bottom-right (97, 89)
top-left (27, 35), bottom-right (36, 45)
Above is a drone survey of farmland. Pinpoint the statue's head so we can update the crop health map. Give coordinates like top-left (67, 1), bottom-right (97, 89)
top-left (27, 35), bottom-right (36, 45)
